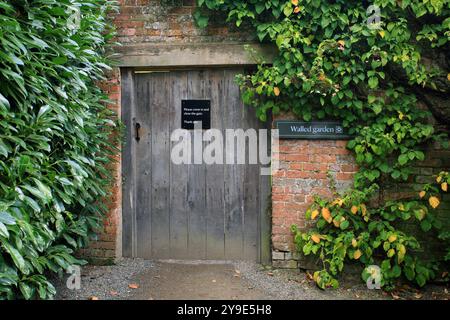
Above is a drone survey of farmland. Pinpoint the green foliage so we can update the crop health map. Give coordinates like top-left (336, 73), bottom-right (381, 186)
top-left (0, 0), bottom-right (118, 299)
top-left (196, 0), bottom-right (449, 289)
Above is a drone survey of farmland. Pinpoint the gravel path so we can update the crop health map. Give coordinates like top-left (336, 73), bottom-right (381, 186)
top-left (54, 259), bottom-right (154, 300)
top-left (53, 258), bottom-right (448, 300)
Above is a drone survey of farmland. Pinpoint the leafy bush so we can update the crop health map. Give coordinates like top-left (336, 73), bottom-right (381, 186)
top-left (0, 0), bottom-right (118, 299)
top-left (195, 0), bottom-right (449, 289)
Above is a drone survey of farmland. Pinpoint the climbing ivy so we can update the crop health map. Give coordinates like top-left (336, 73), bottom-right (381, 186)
top-left (196, 0), bottom-right (449, 289)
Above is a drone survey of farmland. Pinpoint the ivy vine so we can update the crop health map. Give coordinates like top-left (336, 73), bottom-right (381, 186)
top-left (196, 0), bottom-right (449, 289)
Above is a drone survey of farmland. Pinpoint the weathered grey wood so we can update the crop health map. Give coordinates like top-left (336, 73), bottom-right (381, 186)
top-left (243, 91), bottom-right (260, 261)
top-left (223, 69), bottom-right (245, 259)
top-left (123, 67), bottom-right (271, 261)
top-left (205, 69), bottom-right (226, 259)
top-left (121, 68), bottom-right (136, 258)
top-left (135, 75), bottom-right (153, 258)
top-left (169, 71), bottom-right (190, 258)
top-left (186, 70), bottom-right (208, 259)
top-left (150, 72), bottom-right (171, 259)
top-left (259, 118), bottom-right (272, 265)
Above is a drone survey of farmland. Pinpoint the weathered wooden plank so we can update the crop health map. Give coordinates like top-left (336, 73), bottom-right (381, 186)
top-left (223, 69), bottom-right (245, 259)
top-left (135, 74), bottom-right (153, 259)
top-left (205, 69), bottom-right (226, 259)
top-left (242, 80), bottom-right (260, 261)
top-left (121, 68), bottom-right (136, 258)
top-left (150, 72), bottom-right (171, 259)
top-left (169, 71), bottom-right (190, 258)
top-left (186, 70), bottom-right (208, 259)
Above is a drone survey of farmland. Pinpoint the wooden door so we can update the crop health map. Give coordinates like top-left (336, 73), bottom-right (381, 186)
top-left (122, 68), bottom-right (271, 261)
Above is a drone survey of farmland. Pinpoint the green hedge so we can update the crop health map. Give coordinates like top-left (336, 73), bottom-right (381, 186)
top-left (0, 0), bottom-right (118, 299)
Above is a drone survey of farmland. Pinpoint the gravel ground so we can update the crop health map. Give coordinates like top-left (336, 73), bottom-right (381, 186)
top-left (54, 259), bottom-right (155, 300)
top-left (53, 258), bottom-right (448, 300)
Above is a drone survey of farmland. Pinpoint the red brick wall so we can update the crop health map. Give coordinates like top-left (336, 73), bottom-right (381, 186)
top-left (271, 137), bottom-right (358, 268)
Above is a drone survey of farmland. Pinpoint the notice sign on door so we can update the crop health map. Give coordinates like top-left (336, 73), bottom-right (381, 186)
top-left (182, 100), bottom-right (211, 130)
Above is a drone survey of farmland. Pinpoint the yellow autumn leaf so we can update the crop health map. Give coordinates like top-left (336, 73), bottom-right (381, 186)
top-left (437, 176), bottom-right (442, 183)
top-left (352, 239), bottom-right (358, 248)
top-left (379, 30), bottom-right (385, 38)
top-left (398, 244), bottom-right (406, 263)
top-left (311, 234), bottom-right (321, 244)
top-left (311, 209), bottom-right (319, 220)
top-left (294, 6), bottom-right (301, 14)
top-left (337, 40), bottom-right (345, 47)
top-left (333, 218), bottom-right (341, 228)
top-left (351, 205), bottom-right (359, 215)
top-left (360, 204), bottom-right (367, 216)
top-left (419, 191), bottom-right (426, 198)
top-left (429, 196), bottom-right (440, 209)
top-left (399, 112), bottom-right (404, 120)
top-left (388, 234), bottom-right (397, 243)
top-left (442, 182), bottom-right (448, 192)
top-left (447, 73), bottom-right (450, 81)
top-left (332, 198), bottom-right (344, 207)
top-left (273, 87), bottom-right (280, 96)
top-left (321, 207), bottom-right (332, 223)
top-left (387, 249), bottom-right (396, 258)
top-left (291, 0), bottom-right (299, 5)
top-left (354, 250), bottom-right (362, 260)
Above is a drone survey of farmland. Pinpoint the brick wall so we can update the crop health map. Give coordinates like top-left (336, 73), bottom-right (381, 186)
top-left (271, 126), bottom-right (358, 268)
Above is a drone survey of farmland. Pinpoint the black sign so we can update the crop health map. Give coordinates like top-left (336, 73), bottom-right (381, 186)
top-left (182, 100), bottom-right (211, 130)
top-left (275, 120), bottom-right (353, 140)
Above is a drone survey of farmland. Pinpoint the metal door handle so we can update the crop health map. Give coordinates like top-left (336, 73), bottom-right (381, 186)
top-left (135, 122), bottom-right (141, 142)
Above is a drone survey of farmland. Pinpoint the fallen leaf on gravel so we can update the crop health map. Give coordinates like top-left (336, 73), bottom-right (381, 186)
top-left (110, 291), bottom-right (118, 296)
top-left (212, 279), bottom-right (217, 283)
top-left (267, 272), bottom-right (274, 276)
top-left (88, 296), bottom-right (99, 300)
top-left (391, 293), bottom-right (401, 300)
top-left (306, 272), bottom-right (313, 280)
top-left (128, 283), bottom-right (140, 289)
top-left (415, 293), bottom-right (423, 299)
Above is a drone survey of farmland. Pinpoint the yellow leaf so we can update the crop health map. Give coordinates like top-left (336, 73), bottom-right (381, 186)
top-left (352, 239), bottom-right (358, 248)
top-left (311, 209), bottom-right (319, 220)
top-left (332, 198), bottom-right (344, 207)
top-left (354, 250), bottom-right (362, 260)
top-left (333, 218), bottom-right (341, 228)
top-left (294, 6), bottom-right (301, 14)
top-left (337, 40), bottom-right (345, 47)
top-left (388, 234), bottom-right (397, 243)
top-left (399, 112), bottom-right (404, 120)
top-left (321, 207), bottom-right (332, 223)
top-left (442, 182), bottom-right (448, 192)
top-left (398, 244), bottom-right (406, 256)
top-left (379, 30), bottom-right (385, 38)
top-left (419, 191), bottom-right (426, 199)
top-left (291, 0), bottom-right (299, 5)
top-left (387, 249), bottom-right (395, 258)
top-left (429, 196), bottom-right (440, 209)
top-left (273, 87), bottom-right (280, 96)
top-left (360, 204), bottom-right (367, 216)
top-left (311, 234), bottom-right (321, 244)
top-left (318, 73), bottom-right (326, 81)
top-left (437, 176), bottom-right (442, 183)
top-left (351, 205), bottom-right (359, 215)
top-left (448, 73), bottom-right (450, 81)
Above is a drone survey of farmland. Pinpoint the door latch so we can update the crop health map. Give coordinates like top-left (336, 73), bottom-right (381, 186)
top-left (135, 122), bottom-right (141, 142)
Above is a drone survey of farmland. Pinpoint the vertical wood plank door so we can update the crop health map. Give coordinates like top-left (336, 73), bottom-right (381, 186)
top-left (122, 68), bottom-right (270, 261)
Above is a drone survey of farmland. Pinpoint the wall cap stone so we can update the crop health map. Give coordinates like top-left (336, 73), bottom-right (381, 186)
top-left (114, 43), bottom-right (277, 67)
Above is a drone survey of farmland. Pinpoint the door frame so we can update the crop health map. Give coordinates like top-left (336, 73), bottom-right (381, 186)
top-left (121, 67), bottom-right (272, 263)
